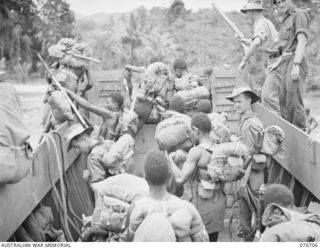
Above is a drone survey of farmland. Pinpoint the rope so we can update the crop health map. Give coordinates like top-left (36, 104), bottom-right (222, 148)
top-left (43, 133), bottom-right (74, 241)
top-left (52, 131), bottom-right (83, 225)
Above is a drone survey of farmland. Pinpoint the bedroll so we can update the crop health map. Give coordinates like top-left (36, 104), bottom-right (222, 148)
top-left (208, 142), bottom-right (248, 182)
top-left (155, 115), bottom-right (192, 152)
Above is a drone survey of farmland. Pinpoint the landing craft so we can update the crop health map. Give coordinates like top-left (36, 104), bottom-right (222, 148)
top-left (0, 67), bottom-right (319, 241)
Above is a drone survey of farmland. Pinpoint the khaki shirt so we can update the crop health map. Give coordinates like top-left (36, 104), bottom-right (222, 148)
top-left (253, 17), bottom-right (279, 55)
top-left (279, 7), bottom-right (310, 54)
top-left (237, 112), bottom-right (264, 154)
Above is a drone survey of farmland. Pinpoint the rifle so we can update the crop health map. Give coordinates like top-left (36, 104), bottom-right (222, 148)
top-left (65, 51), bottom-right (101, 64)
top-left (213, 4), bottom-right (248, 53)
top-left (37, 53), bottom-right (89, 129)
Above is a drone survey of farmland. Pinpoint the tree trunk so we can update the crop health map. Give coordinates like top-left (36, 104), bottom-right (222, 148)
top-left (130, 44), bottom-right (134, 64)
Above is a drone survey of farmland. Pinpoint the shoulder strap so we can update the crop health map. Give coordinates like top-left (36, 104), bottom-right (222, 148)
top-left (197, 143), bottom-right (214, 154)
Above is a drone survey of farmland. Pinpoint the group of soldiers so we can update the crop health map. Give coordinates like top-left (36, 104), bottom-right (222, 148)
top-left (38, 0), bottom-right (320, 243)
top-left (238, 0), bottom-right (310, 131)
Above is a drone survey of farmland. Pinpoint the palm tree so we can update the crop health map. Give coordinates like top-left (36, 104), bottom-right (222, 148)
top-left (142, 30), bottom-right (178, 62)
top-left (121, 13), bottom-right (143, 64)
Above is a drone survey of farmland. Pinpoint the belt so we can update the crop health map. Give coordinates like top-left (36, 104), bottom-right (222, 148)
top-left (269, 51), bottom-right (293, 59)
top-left (282, 51), bottom-right (293, 57)
top-left (269, 52), bottom-right (281, 59)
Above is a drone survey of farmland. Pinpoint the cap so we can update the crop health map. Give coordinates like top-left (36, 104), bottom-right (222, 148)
top-left (64, 123), bottom-right (93, 151)
top-left (226, 84), bottom-right (260, 104)
top-left (241, 0), bottom-right (266, 13)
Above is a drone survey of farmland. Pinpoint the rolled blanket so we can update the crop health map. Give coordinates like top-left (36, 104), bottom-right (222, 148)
top-left (101, 134), bottom-right (135, 175)
top-left (155, 115), bottom-right (192, 152)
top-left (212, 142), bottom-right (248, 157)
top-left (207, 142), bottom-right (248, 182)
top-left (48, 38), bottom-right (92, 70)
top-left (175, 86), bottom-right (209, 104)
top-left (207, 112), bottom-right (230, 143)
top-left (174, 73), bottom-right (199, 91)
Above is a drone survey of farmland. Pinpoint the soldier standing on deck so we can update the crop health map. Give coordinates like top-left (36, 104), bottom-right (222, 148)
top-left (238, 0), bottom-right (281, 116)
top-left (226, 84), bottom-right (265, 241)
top-left (269, 0), bottom-right (310, 130)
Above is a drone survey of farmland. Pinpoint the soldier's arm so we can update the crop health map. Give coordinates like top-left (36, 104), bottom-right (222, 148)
top-left (124, 65), bottom-right (146, 74)
top-left (63, 87), bottom-right (114, 119)
top-left (293, 33), bottom-right (307, 64)
top-left (242, 21), bottom-right (268, 63)
top-left (293, 11), bottom-right (309, 64)
top-left (241, 37), bottom-right (261, 63)
top-left (168, 147), bottom-right (200, 185)
top-left (60, 54), bottom-right (89, 69)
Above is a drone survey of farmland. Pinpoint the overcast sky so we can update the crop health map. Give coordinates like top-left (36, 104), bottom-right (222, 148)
top-left (66, 0), bottom-right (246, 16)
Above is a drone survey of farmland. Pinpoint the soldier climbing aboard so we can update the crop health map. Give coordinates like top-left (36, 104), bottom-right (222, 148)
top-left (47, 38), bottom-right (96, 95)
top-left (64, 90), bottom-right (138, 141)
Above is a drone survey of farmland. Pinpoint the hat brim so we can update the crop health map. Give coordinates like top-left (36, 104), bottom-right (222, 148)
top-left (240, 7), bottom-right (266, 13)
top-left (226, 90), bottom-right (260, 104)
top-left (66, 126), bottom-right (93, 152)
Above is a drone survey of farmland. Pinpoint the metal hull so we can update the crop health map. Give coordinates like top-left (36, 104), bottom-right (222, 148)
top-left (0, 69), bottom-right (319, 241)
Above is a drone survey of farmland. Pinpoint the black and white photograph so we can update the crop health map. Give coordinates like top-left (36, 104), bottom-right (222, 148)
top-left (0, 0), bottom-right (320, 245)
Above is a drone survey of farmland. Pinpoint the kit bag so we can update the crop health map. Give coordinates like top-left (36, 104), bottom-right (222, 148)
top-left (207, 142), bottom-right (248, 183)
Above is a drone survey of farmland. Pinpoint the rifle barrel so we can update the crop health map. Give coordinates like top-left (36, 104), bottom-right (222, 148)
top-left (213, 4), bottom-right (248, 53)
top-left (65, 52), bottom-right (101, 63)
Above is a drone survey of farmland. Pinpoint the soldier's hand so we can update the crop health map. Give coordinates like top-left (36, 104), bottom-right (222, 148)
top-left (267, 64), bottom-right (277, 72)
top-left (291, 64), bottom-right (300, 81)
top-left (267, 57), bottom-right (282, 72)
